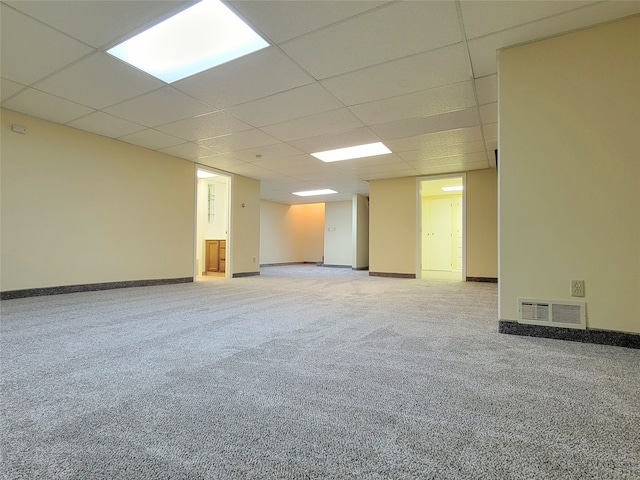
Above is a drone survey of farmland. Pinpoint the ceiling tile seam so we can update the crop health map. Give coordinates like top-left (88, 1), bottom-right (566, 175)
top-left (462, 0), bottom-right (608, 43)
top-left (345, 79), bottom-right (475, 111)
top-left (1, 2), bottom-right (98, 50)
top-left (454, 0), bottom-right (490, 163)
top-left (315, 40), bottom-right (468, 84)
top-left (2, 85), bottom-right (101, 125)
top-left (273, 0), bottom-right (402, 46)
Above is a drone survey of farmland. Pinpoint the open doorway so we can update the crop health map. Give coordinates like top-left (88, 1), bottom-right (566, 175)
top-left (418, 175), bottom-right (465, 281)
top-left (195, 168), bottom-right (231, 281)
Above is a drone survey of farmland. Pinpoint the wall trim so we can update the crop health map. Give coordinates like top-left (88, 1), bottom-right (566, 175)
top-left (322, 264), bottom-right (351, 268)
top-left (369, 272), bottom-right (416, 279)
top-left (232, 271), bottom-right (260, 278)
top-left (499, 320), bottom-right (639, 349)
top-left (260, 262), bottom-right (311, 267)
top-left (467, 277), bottom-right (498, 283)
top-left (352, 266), bottom-right (369, 271)
top-left (0, 277), bottom-right (193, 300)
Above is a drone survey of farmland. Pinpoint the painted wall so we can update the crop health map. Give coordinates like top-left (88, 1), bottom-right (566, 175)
top-left (231, 175), bottom-right (261, 275)
top-left (369, 177), bottom-right (417, 275)
top-left (0, 109), bottom-right (194, 291)
top-left (370, 172), bottom-right (497, 277)
top-left (196, 176), bottom-right (228, 274)
top-left (300, 203), bottom-right (325, 263)
top-left (466, 168), bottom-right (497, 278)
top-left (499, 17), bottom-right (639, 333)
top-left (259, 201), bottom-right (325, 265)
top-left (260, 200), bottom-right (303, 264)
top-left (324, 201), bottom-right (353, 266)
top-left (352, 194), bottom-right (369, 269)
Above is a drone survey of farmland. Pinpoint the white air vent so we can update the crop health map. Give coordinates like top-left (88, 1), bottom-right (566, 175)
top-left (518, 298), bottom-right (586, 329)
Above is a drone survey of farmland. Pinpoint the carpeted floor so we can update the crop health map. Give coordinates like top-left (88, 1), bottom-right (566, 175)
top-left (1, 265), bottom-right (638, 479)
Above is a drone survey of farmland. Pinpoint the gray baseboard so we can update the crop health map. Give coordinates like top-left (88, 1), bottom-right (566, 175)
top-left (352, 266), bottom-right (369, 271)
top-left (369, 272), bottom-right (416, 279)
top-left (466, 277), bottom-right (498, 283)
top-left (232, 272), bottom-right (260, 278)
top-left (499, 320), bottom-right (639, 349)
top-left (1, 277), bottom-right (193, 300)
top-left (322, 264), bottom-right (351, 268)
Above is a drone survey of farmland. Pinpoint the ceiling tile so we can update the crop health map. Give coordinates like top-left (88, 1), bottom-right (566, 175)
top-left (474, 74), bottom-right (497, 104)
top-left (105, 86), bottom-right (215, 128)
top-left (174, 47), bottom-right (313, 109)
top-left (198, 129), bottom-right (280, 153)
top-left (483, 123), bottom-right (497, 139)
top-left (397, 141), bottom-right (487, 163)
top-left (479, 103), bottom-right (498, 124)
top-left (288, 127), bottom-right (381, 154)
top-left (386, 127), bottom-right (484, 153)
top-left (196, 154), bottom-right (249, 172)
top-left (225, 143), bottom-right (304, 162)
top-left (467, 1), bottom-right (640, 77)
top-left (119, 129), bottom-right (184, 150)
top-left (321, 43), bottom-right (471, 106)
top-left (229, 0), bottom-right (386, 44)
top-left (1, 78), bottom-right (26, 102)
top-left (332, 153), bottom-right (404, 171)
top-left (251, 154), bottom-right (320, 171)
top-left (281, 1), bottom-right (461, 79)
top-left (225, 83), bottom-right (343, 128)
top-left (67, 111), bottom-right (145, 138)
top-left (35, 53), bottom-right (164, 109)
top-left (0, 4), bottom-right (92, 85)
top-left (371, 108), bottom-right (480, 141)
top-left (159, 142), bottom-right (216, 160)
top-left (408, 152), bottom-right (489, 169)
top-left (158, 112), bottom-right (251, 142)
top-left (2, 88), bottom-right (94, 124)
top-left (350, 81), bottom-right (476, 125)
top-left (460, 1), bottom-right (596, 39)
top-left (5, 1), bottom-right (191, 49)
top-left (262, 108), bottom-right (364, 142)
top-left (360, 169), bottom-right (418, 181)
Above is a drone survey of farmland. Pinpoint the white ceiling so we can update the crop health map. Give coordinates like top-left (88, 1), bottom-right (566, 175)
top-left (2, 0), bottom-right (638, 204)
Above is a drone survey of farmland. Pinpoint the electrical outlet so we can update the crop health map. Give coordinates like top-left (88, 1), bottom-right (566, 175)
top-left (571, 280), bottom-right (585, 297)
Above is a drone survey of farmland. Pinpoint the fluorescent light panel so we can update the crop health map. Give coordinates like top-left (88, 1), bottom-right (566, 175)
top-left (107, 0), bottom-right (269, 83)
top-left (197, 170), bottom-right (218, 178)
top-left (442, 185), bottom-right (463, 192)
top-left (292, 189), bottom-right (337, 197)
top-left (311, 142), bottom-right (391, 163)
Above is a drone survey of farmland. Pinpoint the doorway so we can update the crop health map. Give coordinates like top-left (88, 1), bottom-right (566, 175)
top-left (418, 175), bottom-right (465, 280)
top-left (195, 168), bottom-right (231, 281)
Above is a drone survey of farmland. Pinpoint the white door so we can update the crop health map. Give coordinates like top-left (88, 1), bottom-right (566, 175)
top-left (423, 198), bottom-right (453, 271)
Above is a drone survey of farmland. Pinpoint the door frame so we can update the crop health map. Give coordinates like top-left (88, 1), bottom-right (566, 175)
top-left (416, 173), bottom-right (467, 280)
top-left (194, 165), bottom-right (232, 279)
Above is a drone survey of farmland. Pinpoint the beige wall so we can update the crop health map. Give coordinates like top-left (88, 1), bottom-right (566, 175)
top-left (300, 203), bottom-right (325, 263)
top-left (259, 201), bottom-right (325, 265)
top-left (353, 194), bottom-right (370, 269)
top-left (466, 169), bottom-right (497, 278)
top-left (0, 109), bottom-right (195, 291)
top-left (369, 177), bottom-right (417, 275)
top-left (499, 17), bottom-right (639, 333)
top-left (324, 201), bottom-right (353, 266)
top-left (260, 200), bottom-right (303, 264)
top-left (231, 175), bottom-right (261, 275)
top-left (370, 172), bottom-right (497, 277)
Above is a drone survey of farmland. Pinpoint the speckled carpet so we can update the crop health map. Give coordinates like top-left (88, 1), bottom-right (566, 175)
top-left (2, 265), bottom-right (639, 479)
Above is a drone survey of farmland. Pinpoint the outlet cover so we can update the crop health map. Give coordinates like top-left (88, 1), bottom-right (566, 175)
top-left (571, 280), bottom-right (585, 297)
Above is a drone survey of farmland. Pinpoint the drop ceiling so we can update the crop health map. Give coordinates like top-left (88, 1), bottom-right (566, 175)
top-left (2, 0), bottom-right (638, 204)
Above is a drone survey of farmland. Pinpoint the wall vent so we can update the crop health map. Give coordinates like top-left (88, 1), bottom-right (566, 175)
top-left (518, 298), bottom-right (586, 329)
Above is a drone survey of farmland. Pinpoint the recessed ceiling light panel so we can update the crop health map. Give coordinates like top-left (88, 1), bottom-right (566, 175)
top-left (107, 0), bottom-right (269, 83)
top-left (292, 189), bottom-right (338, 197)
top-left (442, 185), bottom-right (463, 192)
top-left (311, 142), bottom-right (391, 162)
top-left (197, 170), bottom-right (218, 178)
